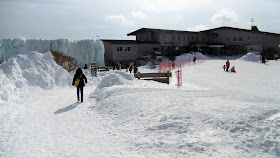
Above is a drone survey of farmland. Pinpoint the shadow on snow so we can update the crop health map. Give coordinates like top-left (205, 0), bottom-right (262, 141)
top-left (54, 102), bottom-right (80, 114)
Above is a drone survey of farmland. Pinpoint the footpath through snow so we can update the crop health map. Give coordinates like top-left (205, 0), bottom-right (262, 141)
top-left (1, 52), bottom-right (280, 157)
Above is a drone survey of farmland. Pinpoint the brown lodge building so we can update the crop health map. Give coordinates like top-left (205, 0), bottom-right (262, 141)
top-left (102, 26), bottom-right (280, 66)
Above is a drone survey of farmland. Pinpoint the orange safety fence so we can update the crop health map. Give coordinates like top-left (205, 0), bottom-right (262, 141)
top-left (158, 56), bottom-right (206, 73)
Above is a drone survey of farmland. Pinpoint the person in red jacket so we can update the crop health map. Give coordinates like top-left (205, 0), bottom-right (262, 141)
top-left (226, 60), bottom-right (230, 72)
top-left (72, 68), bottom-right (87, 102)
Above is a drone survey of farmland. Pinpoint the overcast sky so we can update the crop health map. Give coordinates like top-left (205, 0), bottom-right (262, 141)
top-left (0, 0), bottom-right (279, 40)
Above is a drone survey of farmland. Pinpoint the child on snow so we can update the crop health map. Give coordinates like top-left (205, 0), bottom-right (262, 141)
top-left (230, 66), bottom-right (236, 73)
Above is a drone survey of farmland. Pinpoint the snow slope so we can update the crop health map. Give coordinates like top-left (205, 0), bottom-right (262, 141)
top-left (1, 52), bottom-right (280, 157)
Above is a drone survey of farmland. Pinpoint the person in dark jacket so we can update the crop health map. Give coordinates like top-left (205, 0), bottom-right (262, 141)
top-left (262, 55), bottom-right (266, 64)
top-left (128, 62), bottom-right (133, 73)
top-left (83, 64), bottom-right (88, 69)
top-left (193, 56), bottom-right (197, 64)
top-left (133, 65), bottom-right (138, 73)
top-left (72, 68), bottom-right (87, 102)
top-left (125, 62), bottom-right (129, 72)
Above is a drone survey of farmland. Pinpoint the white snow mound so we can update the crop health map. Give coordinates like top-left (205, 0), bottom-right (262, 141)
top-left (90, 71), bottom-right (134, 101)
top-left (0, 51), bottom-right (72, 101)
top-left (239, 52), bottom-right (261, 62)
top-left (161, 52), bottom-right (206, 63)
top-left (175, 52), bottom-right (205, 62)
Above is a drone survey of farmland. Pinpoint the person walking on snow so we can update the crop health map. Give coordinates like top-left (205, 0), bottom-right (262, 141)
top-left (125, 62), bottom-right (129, 72)
top-left (117, 61), bottom-right (121, 70)
top-left (72, 68), bottom-right (87, 102)
top-left (262, 55), bottom-right (266, 64)
top-left (90, 62), bottom-right (98, 77)
top-left (128, 62), bottom-right (133, 73)
top-left (193, 56), bottom-right (197, 64)
top-left (226, 60), bottom-right (230, 72)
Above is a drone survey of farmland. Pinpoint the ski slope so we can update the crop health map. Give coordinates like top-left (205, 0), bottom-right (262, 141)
top-left (1, 52), bottom-right (280, 157)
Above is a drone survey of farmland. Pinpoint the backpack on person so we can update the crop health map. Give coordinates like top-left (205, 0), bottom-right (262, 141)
top-left (74, 75), bottom-right (82, 87)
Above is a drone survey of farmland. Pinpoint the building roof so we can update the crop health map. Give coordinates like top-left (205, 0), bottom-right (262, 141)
top-left (127, 28), bottom-right (199, 36)
top-left (201, 26), bottom-right (280, 36)
top-left (101, 39), bottom-right (160, 44)
top-left (127, 26), bottom-right (280, 36)
top-left (127, 28), bottom-right (222, 37)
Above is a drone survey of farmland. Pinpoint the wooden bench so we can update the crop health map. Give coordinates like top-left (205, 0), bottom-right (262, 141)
top-left (98, 67), bottom-right (110, 72)
top-left (134, 71), bottom-right (172, 84)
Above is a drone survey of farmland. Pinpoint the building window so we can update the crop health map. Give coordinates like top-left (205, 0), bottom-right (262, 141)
top-left (183, 36), bottom-right (185, 41)
top-left (124, 47), bottom-right (131, 52)
top-left (172, 36), bottom-right (175, 41)
top-left (178, 36), bottom-right (181, 41)
top-left (191, 36), bottom-right (194, 41)
top-left (212, 37), bottom-right (218, 40)
top-left (196, 37), bottom-right (198, 41)
top-left (117, 47), bottom-right (123, 51)
top-left (233, 37), bottom-right (243, 42)
top-left (248, 37), bottom-right (251, 40)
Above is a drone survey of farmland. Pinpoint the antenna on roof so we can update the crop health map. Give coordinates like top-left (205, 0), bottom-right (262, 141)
top-left (250, 18), bottom-right (255, 26)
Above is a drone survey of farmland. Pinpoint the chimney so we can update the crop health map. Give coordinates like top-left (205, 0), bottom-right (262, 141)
top-left (251, 26), bottom-right (259, 32)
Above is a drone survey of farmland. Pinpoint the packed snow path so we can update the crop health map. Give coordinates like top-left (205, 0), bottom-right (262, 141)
top-left (1, 85), bottom-right (129, 157)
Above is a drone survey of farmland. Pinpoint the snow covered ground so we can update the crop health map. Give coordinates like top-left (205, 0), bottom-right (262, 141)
top-left (1, 52), bottom-right (280, 157)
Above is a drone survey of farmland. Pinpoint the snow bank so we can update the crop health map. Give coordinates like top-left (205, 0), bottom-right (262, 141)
top-left (90, 71), bottom-right (134, 101)
top-left (89, 59), bottom-right (280, 157)
top-left (175, 52), bottom-right (205, 62)
top-left (0, 38), bottom-right (105, 67)
top-left (239, 52), bottom-right (261, 62)
top-left (0, 51), bottom-right (72, 101)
